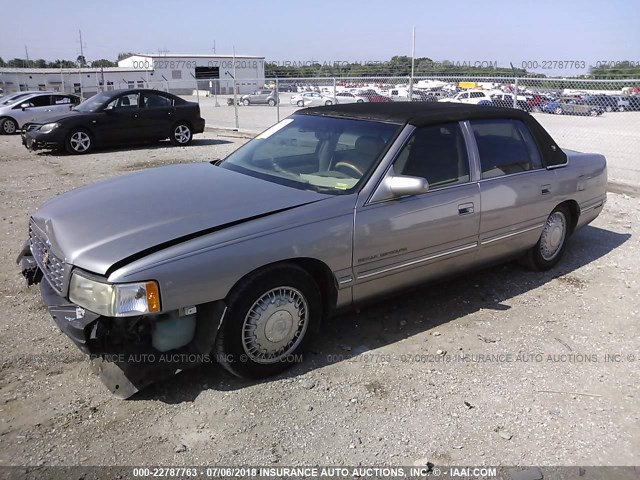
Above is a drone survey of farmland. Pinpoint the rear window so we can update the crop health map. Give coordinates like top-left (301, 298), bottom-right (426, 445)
top-left (471, 119), bottom-right (544, 179)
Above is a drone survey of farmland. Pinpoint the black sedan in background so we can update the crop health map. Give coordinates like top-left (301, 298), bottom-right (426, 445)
top-left (22, 89), bottom-right (205, 154)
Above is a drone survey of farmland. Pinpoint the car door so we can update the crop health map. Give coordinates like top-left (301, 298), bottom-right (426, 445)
top-left (12, 94), bottom-right (52, 127)
top-left (139, 92), bottom-right (175, 139)
top-left (469, 118), bottom-right (558, 263)
top-left (91, 92), bottom-right (141, 144)
top-left (38, 94), bottom-right (78, 123)
top-left (352, 122), bottom-right (481, 302)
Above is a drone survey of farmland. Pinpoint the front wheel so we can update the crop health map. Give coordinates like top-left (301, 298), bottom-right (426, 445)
top-left (65, 129), bottom-right (93, 154)
top-left (268, 99), bottom-right (276, 106)
top-left (521, 206), bottom-right (570, 271)
top-left (170, 122), bottom-right (193, 146)
top-left (242, 99), bottom-right (250, 106)
top-left (297, 100), bottom-right (304, 107)
top-left (215, 264), bottom-right (321, 378)
top-left (554, 107), bottom-right (563, 115)
top-left (324, 100), bottom-right (333, 106)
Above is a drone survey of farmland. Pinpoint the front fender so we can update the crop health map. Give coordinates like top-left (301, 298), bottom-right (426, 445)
top-left (106, 194), bottom-right (357, 311)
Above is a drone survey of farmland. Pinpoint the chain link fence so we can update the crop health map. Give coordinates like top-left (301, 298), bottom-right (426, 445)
top-left (3, 73), bottom-right (638, 185)
top-left (186, 75), bottom-right (640, 186)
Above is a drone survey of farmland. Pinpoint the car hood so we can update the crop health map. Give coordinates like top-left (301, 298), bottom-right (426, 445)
top-left (28, 109), bottom-right (85, 125)
top-left (31, 163), bottom-right (328, 275)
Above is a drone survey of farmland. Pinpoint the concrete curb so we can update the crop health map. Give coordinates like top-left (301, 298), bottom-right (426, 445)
top-left (608, 180), bottom-right (640, 197)
top-left (204, 125), bottom-right (257, 139)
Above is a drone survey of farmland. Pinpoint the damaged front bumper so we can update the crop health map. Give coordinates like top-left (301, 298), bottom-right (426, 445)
top-left (17, 243), bottom-right (225, 398)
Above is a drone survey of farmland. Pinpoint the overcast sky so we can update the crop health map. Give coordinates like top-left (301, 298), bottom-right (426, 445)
top-left (2, 0), bottom-right (639, 75)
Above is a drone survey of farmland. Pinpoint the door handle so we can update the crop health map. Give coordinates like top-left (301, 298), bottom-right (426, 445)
top-left (458, 202), bottom-right (474, 215)
top-left (541, 184), bottom-right (551, 195)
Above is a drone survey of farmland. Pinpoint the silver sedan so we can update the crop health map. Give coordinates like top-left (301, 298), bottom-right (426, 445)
top-left (0, 92), bottom-right (80, 134)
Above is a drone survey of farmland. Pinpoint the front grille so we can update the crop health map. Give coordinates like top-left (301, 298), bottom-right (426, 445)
top-left (29, 221), bottom-right (66, 293)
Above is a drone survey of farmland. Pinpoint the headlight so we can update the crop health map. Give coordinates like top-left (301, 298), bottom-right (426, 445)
top-left (39, 122), bottom-right (59, 133)
top-left (69, 271), bottom-right (160, 317)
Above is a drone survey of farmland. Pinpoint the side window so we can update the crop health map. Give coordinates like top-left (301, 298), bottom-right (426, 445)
top-left (21, 95), bottom-right (51, 108)
top-left (470, 119), bottom-right (544, 179)
top-left (143, 93), bottom-right (172, 108)
top-left (52, 95), bottom-right (72, 105)
top-left (114, 93), bottom-right (139, 109)
top-left (393, 122), bottom-right (470, 190)
top-left (470, 91), bottom-right (485, 98)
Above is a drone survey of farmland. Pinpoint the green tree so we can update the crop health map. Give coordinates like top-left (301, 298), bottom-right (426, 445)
top-left (0, 57), bottom-right (6, 67)
top-left (92, 59), bottom-right (117, 68)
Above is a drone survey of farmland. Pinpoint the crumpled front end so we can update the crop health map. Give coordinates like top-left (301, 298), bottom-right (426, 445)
top-left (16, 223), bottom-right (225, 399)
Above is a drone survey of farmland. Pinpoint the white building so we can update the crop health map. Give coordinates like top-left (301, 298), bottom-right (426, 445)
top-left (118, 54), bottom-right (265, 94)
top-left (0, 53), bottom-right (266, 97)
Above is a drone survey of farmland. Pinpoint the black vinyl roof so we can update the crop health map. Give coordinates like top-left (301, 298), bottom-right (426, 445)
top-left (298, 101), bottom-right (567, 167)
top-left (298, 102), bottom-right (532, 127)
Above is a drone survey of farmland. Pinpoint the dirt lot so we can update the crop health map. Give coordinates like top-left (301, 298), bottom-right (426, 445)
top-left (0, 132), bottom-right (638, 470)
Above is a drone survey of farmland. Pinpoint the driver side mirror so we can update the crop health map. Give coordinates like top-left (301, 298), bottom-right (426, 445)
top-left (20, 103), bottom-right (30, 111)
top-left (388, 175), bottom-right (429, 197)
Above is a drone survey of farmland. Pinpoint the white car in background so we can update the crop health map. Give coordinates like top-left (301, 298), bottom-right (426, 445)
top-left (439, 90), bottom-right (493, 104)
top-left (335, 91), bottom-right (369, 104)
top-left (290, 92), bottom-right (336, 107)
top-left (0, 92), bottom-right (80, 134)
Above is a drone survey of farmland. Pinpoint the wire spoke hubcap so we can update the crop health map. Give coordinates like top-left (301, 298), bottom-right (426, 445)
top-left (70, 132), bottom-right (90, 151)
top-left (174, 125), bottom-right (191, 143)
top-left (242, 287), bottom-right (309, 364)
top-left (540, 211), bottom-right (566, 261)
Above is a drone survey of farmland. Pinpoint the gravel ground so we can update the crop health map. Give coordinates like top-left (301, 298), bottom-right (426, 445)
top-left (0, 132), bottom-right (638, 470)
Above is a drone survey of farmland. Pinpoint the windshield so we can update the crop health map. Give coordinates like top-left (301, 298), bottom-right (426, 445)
top-left (220, 114), bottom-right (401, 194)
top-left (1, 93), bottom-right (32, 106)
top-left (73, 92), bottom-right (113, 112)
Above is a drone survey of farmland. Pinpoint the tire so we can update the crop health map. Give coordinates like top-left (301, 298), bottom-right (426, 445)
top-left (65, 129), bottom-right (93, 154)
top-left (605, 106), bottom-right (613, 112)
top-left (357, 99), bottom-right (364, 103)
top-left (531, 106), bottom-right (540, 113)
top-left (520, 206), bottom-right (571, 271)
top-left (1, 117), bottom-right (18, 135)
top-left (618, 106), bottom-right (625, 112)
top-left (589, 109), bottom-right (598, 116)
top-left (297, 100), bottom-right (304, 107)
top-left (215, 264), bottom-right (321, 378)
top-left (170, 122), bottom-right (193, 146)
top-left (242, 99), bottom-right (250, 106)
top-left (268, 99), bottom-right (276, 106)
top-left (324, 100), bottom-right (333, 106)
top-left (554, 107), bottom-right (563, 115)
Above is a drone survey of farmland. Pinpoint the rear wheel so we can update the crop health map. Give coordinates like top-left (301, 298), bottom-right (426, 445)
top-left (297, 100), bottom-right (304, 107)
top-left (170, 122), bottom-right (193, 146)
top-left (618, 106), bottom-right (626, 112)
top-left (242, 99), bottom-right (250, 106)
top-left (521, 206), bottom-right (570, 271)
top-left (65, 129), bottom-right (93, 154)
top-left (324, 100), bottom-right (333, 106)
top-left (589, 109), bottom-right (598, 116)
top-left (554, 107), bottom-right (563, 115)
top-left (1, 117), bottom-right (18, 135)
top-left (605, 105), bottom-right (613, 112)
top-left (268, 99), bottom-right (276, 106)
top-left (215, 264), bottom-right (321, 378)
